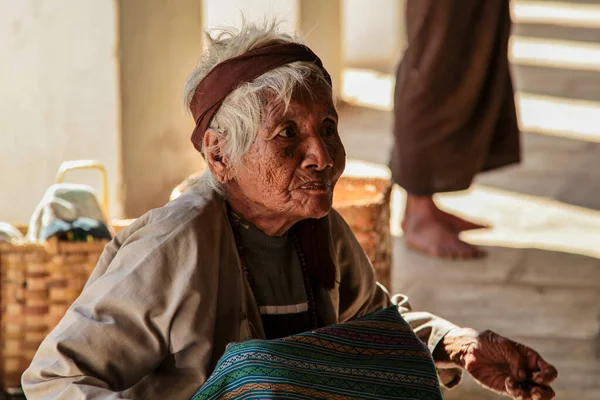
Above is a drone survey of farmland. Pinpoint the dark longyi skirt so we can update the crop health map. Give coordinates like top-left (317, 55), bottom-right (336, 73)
top-left (391, 0), bottom-right (520, 195)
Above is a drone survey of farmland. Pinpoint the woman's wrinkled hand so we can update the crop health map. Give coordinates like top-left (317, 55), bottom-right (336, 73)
top-left (448, 328), bottom-right (558, 400)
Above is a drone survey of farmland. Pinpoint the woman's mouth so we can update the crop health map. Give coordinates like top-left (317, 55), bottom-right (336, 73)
top-left (299, 181), bottom-right (331, 192)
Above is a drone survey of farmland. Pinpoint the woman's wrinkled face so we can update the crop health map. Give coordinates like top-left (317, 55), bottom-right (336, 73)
top-left (231, 83), bottom-right (346, 222)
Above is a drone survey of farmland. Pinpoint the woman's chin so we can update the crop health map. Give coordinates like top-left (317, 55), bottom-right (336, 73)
top-left (299, 196), bottom-right (333, 219)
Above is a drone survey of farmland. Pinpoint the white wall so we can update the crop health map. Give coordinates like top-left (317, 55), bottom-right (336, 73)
top-left (0, 0), bottom-right (406, 223)
top-left (0, 0), bottom-right (121, 223)
top-left (343, 0), bottom-right (405, 72)
top-left (203, 0), bottom-right (298, 31)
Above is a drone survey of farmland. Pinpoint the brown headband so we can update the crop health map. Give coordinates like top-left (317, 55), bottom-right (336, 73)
top-left (189, 42), bottom-right (331, 153)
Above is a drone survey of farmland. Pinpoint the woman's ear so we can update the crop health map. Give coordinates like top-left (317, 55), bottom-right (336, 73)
top-left (203, 129), bottom-right (230, 184)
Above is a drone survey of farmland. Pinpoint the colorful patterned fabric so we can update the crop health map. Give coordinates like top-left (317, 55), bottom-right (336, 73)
top-left (190, 306), bottom-right (443, 400)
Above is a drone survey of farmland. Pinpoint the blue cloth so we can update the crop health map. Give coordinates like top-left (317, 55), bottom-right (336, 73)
top-left (191, 306), bottom-right (443, 400)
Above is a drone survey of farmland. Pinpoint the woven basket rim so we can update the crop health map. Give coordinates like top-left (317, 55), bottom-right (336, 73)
top-left (0, 237), bottom-right (109, 254)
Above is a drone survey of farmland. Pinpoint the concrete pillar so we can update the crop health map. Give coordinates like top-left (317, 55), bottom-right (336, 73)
top-left (298, 0), bottom-right (343, 100)
top-left (342, 0), bottom-right (406, 73)
top-left (118, 0), bottom-right (205, 218)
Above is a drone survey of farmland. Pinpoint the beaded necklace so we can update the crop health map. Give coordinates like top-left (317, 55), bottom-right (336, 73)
top-left (228, 210), bottom-right (319, 331)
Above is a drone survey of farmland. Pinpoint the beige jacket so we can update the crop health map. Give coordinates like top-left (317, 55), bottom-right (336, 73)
top-left (22, 186), bottom-right (461, 399)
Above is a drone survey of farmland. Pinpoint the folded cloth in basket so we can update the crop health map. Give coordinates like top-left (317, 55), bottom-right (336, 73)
top-left (41, 217), bottom-right (112, 242)
top-left (27, 183), bottom-right (112, 241)
top-left (190, 305), bottom-right (443, 400)
top-left (0, 222), bottom-right (23, 243)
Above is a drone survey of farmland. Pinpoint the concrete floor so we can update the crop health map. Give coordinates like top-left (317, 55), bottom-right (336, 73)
top-left (338, 111), bottom-right (600, 400)
top-left (337, 5), bottom-right (600, 398)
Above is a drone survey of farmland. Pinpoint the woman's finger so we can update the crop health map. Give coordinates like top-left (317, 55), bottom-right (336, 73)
top-left (525, 348), bottom-right (558, 385)
top-left (505, 377), bottom-right (525, 399)
top-left (529, 384), bottom-right (555, 400)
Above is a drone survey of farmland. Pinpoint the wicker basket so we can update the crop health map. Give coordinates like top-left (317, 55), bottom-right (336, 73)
top-left (0, 238), bottom-right (107, 389)
top-left (333, 161), bottom-right (393, 290)
top-left (0, 161), bottom-right (114, 390)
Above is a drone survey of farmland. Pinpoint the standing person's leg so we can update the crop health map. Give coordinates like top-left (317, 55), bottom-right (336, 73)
top-left (390, 0), bottom-right (520, 259)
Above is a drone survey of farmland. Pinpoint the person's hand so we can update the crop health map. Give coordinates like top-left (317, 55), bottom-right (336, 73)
top-left (442, 328), bottom-right (558, 399)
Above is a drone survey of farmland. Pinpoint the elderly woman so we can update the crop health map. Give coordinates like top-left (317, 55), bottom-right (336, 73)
top-left (23, 23), bottom-right (557, 400)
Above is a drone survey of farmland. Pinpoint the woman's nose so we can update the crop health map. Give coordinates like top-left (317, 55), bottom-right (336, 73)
top-left (300, 136), bottom-right (334, 171)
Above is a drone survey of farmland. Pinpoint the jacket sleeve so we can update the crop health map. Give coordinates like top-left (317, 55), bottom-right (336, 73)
top-left (21, 216), bottom-right (219, 399)
top-left (330, 209), bottom-right (463, 388)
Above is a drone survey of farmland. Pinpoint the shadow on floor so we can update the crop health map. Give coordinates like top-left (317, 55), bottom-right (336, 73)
top-left (392, 237), bottom-right (600, 400)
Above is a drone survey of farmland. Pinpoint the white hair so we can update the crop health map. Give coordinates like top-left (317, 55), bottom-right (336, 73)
top-left (183, 20), bottom-right (332, 196)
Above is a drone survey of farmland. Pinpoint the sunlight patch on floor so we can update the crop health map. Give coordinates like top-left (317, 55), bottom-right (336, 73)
top-left (342, 68), bottom-right (393, 111)
top-left (390, 184), bottom-right (600, 260)
top-left (342, 68), bottom-right (600, 142)
top-left (518, 92), bottom-right (600, 143)
top-left (513, 1), bottom-right (600, 29)
top-left (510, 36), bottom-right (600, 72)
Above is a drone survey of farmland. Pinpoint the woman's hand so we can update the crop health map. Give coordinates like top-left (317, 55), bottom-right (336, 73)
top-left (436, 328), bottom-right (558, 399)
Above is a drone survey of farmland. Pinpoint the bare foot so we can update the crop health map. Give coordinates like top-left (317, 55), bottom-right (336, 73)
top-left (402, 194), bottom-right (486, 259)
top-left (436, 208), bottom-right (490, 233)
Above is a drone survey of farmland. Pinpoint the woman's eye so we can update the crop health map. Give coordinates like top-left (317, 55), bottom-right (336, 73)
top-left (323, 124), bottom-right (337, 137)
top-left (278, 127), bottom-right (296, 138)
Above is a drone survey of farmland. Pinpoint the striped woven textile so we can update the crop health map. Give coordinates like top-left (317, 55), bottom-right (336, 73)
top-left (191, 306), bottom-right (443, 399)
